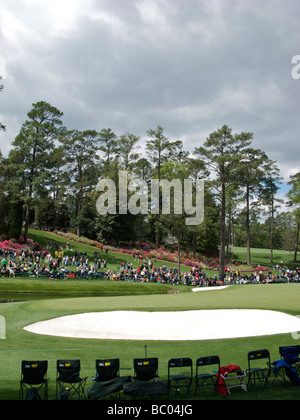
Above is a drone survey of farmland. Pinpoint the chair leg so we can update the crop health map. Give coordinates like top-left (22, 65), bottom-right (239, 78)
top-left (19, 383), bottom-right (24, 400)
top-left (247, 369), bottom-right (270, 388)
top-left (270, 367), bottom-right (289, 386)
top-left (57, 381), bottom-right (87, 400)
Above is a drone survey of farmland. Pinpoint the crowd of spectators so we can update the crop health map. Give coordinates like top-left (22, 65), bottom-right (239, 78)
top-left (222, 265), bottom-right (300, 285)
top-left (114, 262), bottom-right (300, 285)
top-left (1, 246), bottom-right (300, 286)
top-left (0, 247), bottom-right (108, 279)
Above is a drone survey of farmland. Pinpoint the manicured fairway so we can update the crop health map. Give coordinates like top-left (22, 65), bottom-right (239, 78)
top-left (232, 246), bottom-right (299, 267)
top-left (1, 283), bottom-right (300, 400)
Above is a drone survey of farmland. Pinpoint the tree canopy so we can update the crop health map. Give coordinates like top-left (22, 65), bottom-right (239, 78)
top-left (1, 101), bottom-right (298, 271)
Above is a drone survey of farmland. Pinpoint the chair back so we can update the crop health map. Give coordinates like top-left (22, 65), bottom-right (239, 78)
top-left (196, 355), bottom-right (220, 368)
top-left (248, 349), bottom-right (270, 362)
top-left (279, 345), bottom-right (300, 365)
top-left (168, 357), bottom-right (192, 369)
top-left (134, 358), bottom-right (158, 381)
top-left (168, 357), bottom-right (193, 381)
top-left (95, 359), bottom-right (119, 382)
top-left (248, 349), bottom-right (270, 371)
top-left (57, 360), bottom-right (81, 383)
top-left (21, 360), bottom-right (48, 385)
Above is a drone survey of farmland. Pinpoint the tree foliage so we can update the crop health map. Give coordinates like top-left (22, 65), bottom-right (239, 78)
top-left (1, 100), bottom-right (296, 269)
top-left (9, 101), bottom-right (63, 241)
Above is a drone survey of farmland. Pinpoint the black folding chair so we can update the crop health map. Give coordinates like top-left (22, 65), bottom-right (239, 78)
top-left (168, 358), bottom-right (193, 397)
top-left (195, 355), bottom-right (220, 395)
top-left (56, 360), bottom-right (88, 400)
top-left (123, 357), bottom-right (168, 398)
top-left (246, 349), bottom-right (271, 387)
top-left (87, 359), bottom-right (131, 400)
top-left (94, 359), bottom-right (120, 382)
top-left (133, 358), bottom-right (159, 381)
top-left (19, 360), bottom-right (49, 400)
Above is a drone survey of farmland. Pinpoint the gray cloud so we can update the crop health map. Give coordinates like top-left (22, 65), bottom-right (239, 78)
top-left (0, 0), bottom-right (300, 184)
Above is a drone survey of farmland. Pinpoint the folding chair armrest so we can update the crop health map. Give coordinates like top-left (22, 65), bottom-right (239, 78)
top-left (220, 369), bottom-right (246, 378)
top-left (236, 369), bottom-right (247, 376)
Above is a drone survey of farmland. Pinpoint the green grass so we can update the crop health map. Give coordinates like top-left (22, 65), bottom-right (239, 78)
top-left (28, 228), bottom-right (201, 275)
top-left (232, 246), bottom-right (299, 268)
top-left (0, 284), bottom-right (300, 400)
top-left (0, 277), bottom-right (191, 297)
top-left (29, 229), bottom-right (300, 274)
top-left (0, 230), bottom-right (300, 400)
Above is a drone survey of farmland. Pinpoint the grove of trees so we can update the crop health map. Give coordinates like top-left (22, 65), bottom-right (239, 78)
top-left (0, 100), bottom-right (299, 276)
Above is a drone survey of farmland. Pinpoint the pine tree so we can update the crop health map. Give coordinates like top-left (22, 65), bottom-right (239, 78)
top-left (287, 172), bottom-right (300, 262)
top-left (9, 101), bottom-right (63, 241)
top-left (59, 129), bottom-right (99, 237)
top-left (194, 125), bottom-right (253, 278)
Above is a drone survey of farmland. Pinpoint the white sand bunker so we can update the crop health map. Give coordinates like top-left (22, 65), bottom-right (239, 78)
top-left (23, 309), bottom-right (300, 341)
top-left (192, 286), bottom-right (229, 292)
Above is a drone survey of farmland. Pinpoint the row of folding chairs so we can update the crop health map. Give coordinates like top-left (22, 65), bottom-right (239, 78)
top-left (191, 346), bottom-right (300, 395)
top-left (247, 346), bottom-right (300, 388)
top-left (19, 345), bottom-right (300, 400)
top-left (132, 346), bottom-right (300, 397)
top-left (19, 357), bottom-right (193, 400)
top-left (19, 360), bottom-right (88, 400)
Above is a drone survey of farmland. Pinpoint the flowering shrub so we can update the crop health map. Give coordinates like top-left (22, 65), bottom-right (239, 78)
top-left (50, 230), bottom-right (272, 273)
top-left (18, 234), bottom-right (25, 244)
top-left (183, 260), bottom-right (197, 267)
top-left (53, 231), bottom-right (104, 249)
top-left (0, 240), bottom-right (23, 250)
top-left (0, 239), bottom-right (49, 255)
top-left (251, 265), bottom-right (269, 272)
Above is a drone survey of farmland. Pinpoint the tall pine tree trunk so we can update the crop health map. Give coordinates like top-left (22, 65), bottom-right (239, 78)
top-left (270, 199), bottom-right (274, 264)
top-left (193, 232), bottom-right (196, 258)
top-left (219, 183), bottom-right (226, 278)
top-left (177, 231), bottom-right (181, 281)
top-left (246, 185), bottom-right (251, 265)
top-left (294, 221), bottom-right (299, 263)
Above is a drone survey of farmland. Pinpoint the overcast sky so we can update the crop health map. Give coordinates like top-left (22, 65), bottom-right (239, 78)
top-left (1, 0), bottom-right (300, 199)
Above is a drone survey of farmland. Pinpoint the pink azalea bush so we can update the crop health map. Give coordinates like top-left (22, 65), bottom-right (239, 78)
top-left (51, 231), bottom-right (270, 272)
top-left (251, 265), bottom-right (269, 272)
top-left (0, 240), bottom-right (23, 251)
top-left (0, 239), bottom-right (49, 255)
